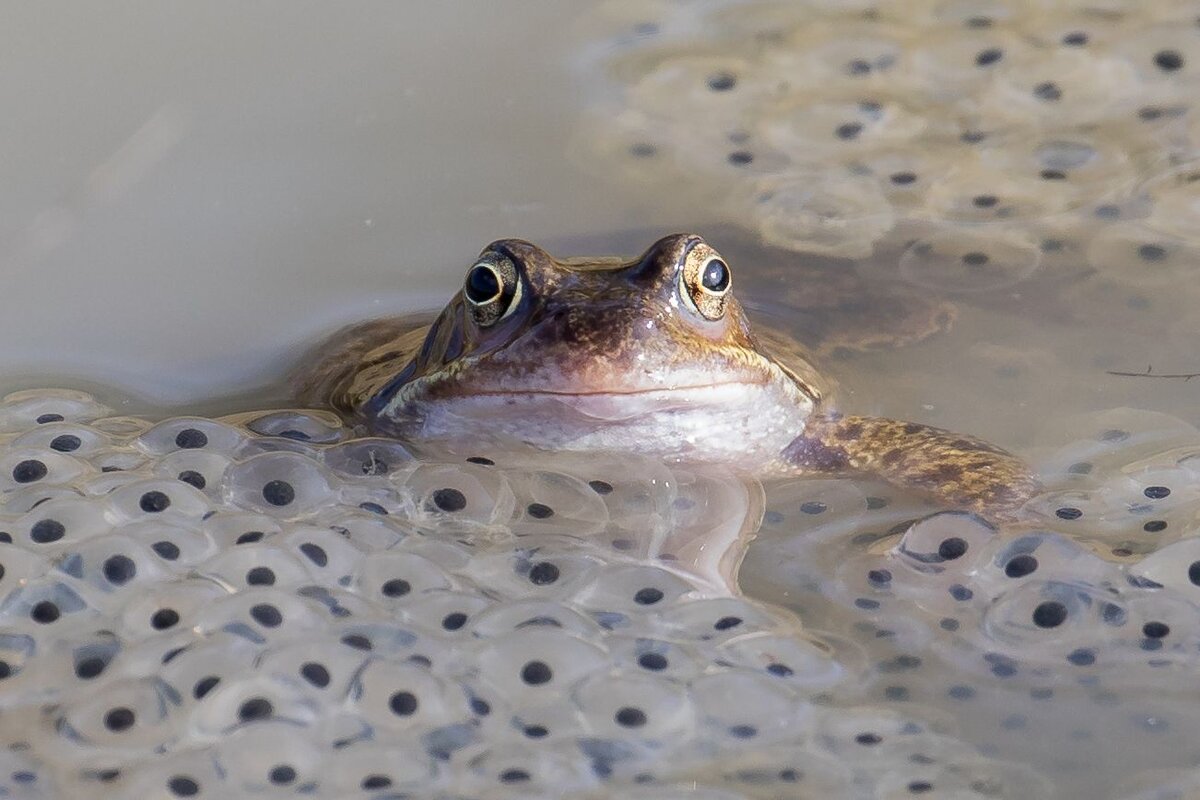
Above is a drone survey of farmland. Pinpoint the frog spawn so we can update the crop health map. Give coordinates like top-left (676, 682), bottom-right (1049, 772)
top-left (575, 0), bottom-right (1200, 314)
top-left (0, 388), bottom-right (1052, 800)
top-left (743, 406), bottom-right (1200, 800)
top-left (8, 390), bottom-right (1200, 799)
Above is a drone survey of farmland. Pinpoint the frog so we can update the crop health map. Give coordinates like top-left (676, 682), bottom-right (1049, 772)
top-left (532, 226), bottom-right (960, 359)
top-left (295, 233), bottom-right (1038, 518)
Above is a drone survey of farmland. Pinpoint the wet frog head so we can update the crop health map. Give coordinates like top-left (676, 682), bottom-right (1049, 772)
top-left (351, 234), bottom-right (825, 471)
top-left (298, 234), bottom-right (1037, 517)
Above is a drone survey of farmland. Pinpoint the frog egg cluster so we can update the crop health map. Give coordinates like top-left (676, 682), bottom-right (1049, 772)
top-left (0, 388), bottom-right (1048, 799)
top-left (576, 0), bottom-right (1200, 296)
top-left (744, 406), bottom-right (1200, 799)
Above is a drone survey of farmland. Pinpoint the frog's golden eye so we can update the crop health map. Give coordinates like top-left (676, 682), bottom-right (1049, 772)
top-left (679, 244), bottom-right (731, 321)
top-left (700, 258), bottom-right (730, 292)
top-left (464, 254), bottom-right (522, 327)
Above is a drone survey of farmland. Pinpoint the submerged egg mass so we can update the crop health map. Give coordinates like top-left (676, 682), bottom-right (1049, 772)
top-left (745, 407), bottom-right (1200, 799)
top-left (0, 387), bottom-right (1047, 800)
top-left (578, 0), bottom-right (1200, 288)
top-left (2, 391), bottom-right (1198, 798)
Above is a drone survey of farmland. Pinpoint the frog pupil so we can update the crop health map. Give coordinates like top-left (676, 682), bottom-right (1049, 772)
top-left (701, 259), bottom-right (729, 292)
top-left (466, 265), bottom-right (501, 303)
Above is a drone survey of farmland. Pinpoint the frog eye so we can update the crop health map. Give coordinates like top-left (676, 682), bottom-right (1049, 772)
top-left (465, 264), bottom-right (501, 303)
top-left (463, 254), bottom-right (522, 327)
top-left (701, 258), bottom-right (730, 292)
top-left (679, 245), bottom-right (732, 321)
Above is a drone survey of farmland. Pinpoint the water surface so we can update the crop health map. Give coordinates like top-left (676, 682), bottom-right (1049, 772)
top-left (3, 2), bottom-right (1200, 798)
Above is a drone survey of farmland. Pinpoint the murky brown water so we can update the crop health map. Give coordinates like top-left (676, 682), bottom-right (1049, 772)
top-left (3, 2), bottom-right (1200, 798)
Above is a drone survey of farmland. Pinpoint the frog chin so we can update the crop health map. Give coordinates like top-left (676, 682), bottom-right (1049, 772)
top-left (419, 382), bottom-right (763, 423)
top-left (392, 381), bottom-right (808, 469)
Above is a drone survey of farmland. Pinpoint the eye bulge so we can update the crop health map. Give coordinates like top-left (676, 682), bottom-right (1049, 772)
top-left (679, 241), bottom-right (732, 321)
top-left (463, 253), bottom-right (522, 327)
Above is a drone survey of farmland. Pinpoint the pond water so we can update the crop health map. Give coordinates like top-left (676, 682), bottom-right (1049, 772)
top-left (3, 2), bottom-right (1200, 799)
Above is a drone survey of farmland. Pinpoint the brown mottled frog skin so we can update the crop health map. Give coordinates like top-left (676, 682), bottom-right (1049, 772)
top-left (296, 234), bottom-right (1038, 518)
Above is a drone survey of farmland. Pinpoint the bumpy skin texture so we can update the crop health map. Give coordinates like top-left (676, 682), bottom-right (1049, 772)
top-left (784, 414), bottom-right (1038, 519)
top-left (295, 234), bottom-right (1037, 518)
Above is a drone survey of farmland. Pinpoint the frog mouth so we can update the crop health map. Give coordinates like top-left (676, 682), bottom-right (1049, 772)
top-left (451, 382), bottom-right (764, 421)
top-left (470, 380), bottom-right (763, 397)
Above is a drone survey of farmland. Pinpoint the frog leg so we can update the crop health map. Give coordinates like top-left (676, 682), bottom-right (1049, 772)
top-left (779, 413), bottom-right (1040, 520)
